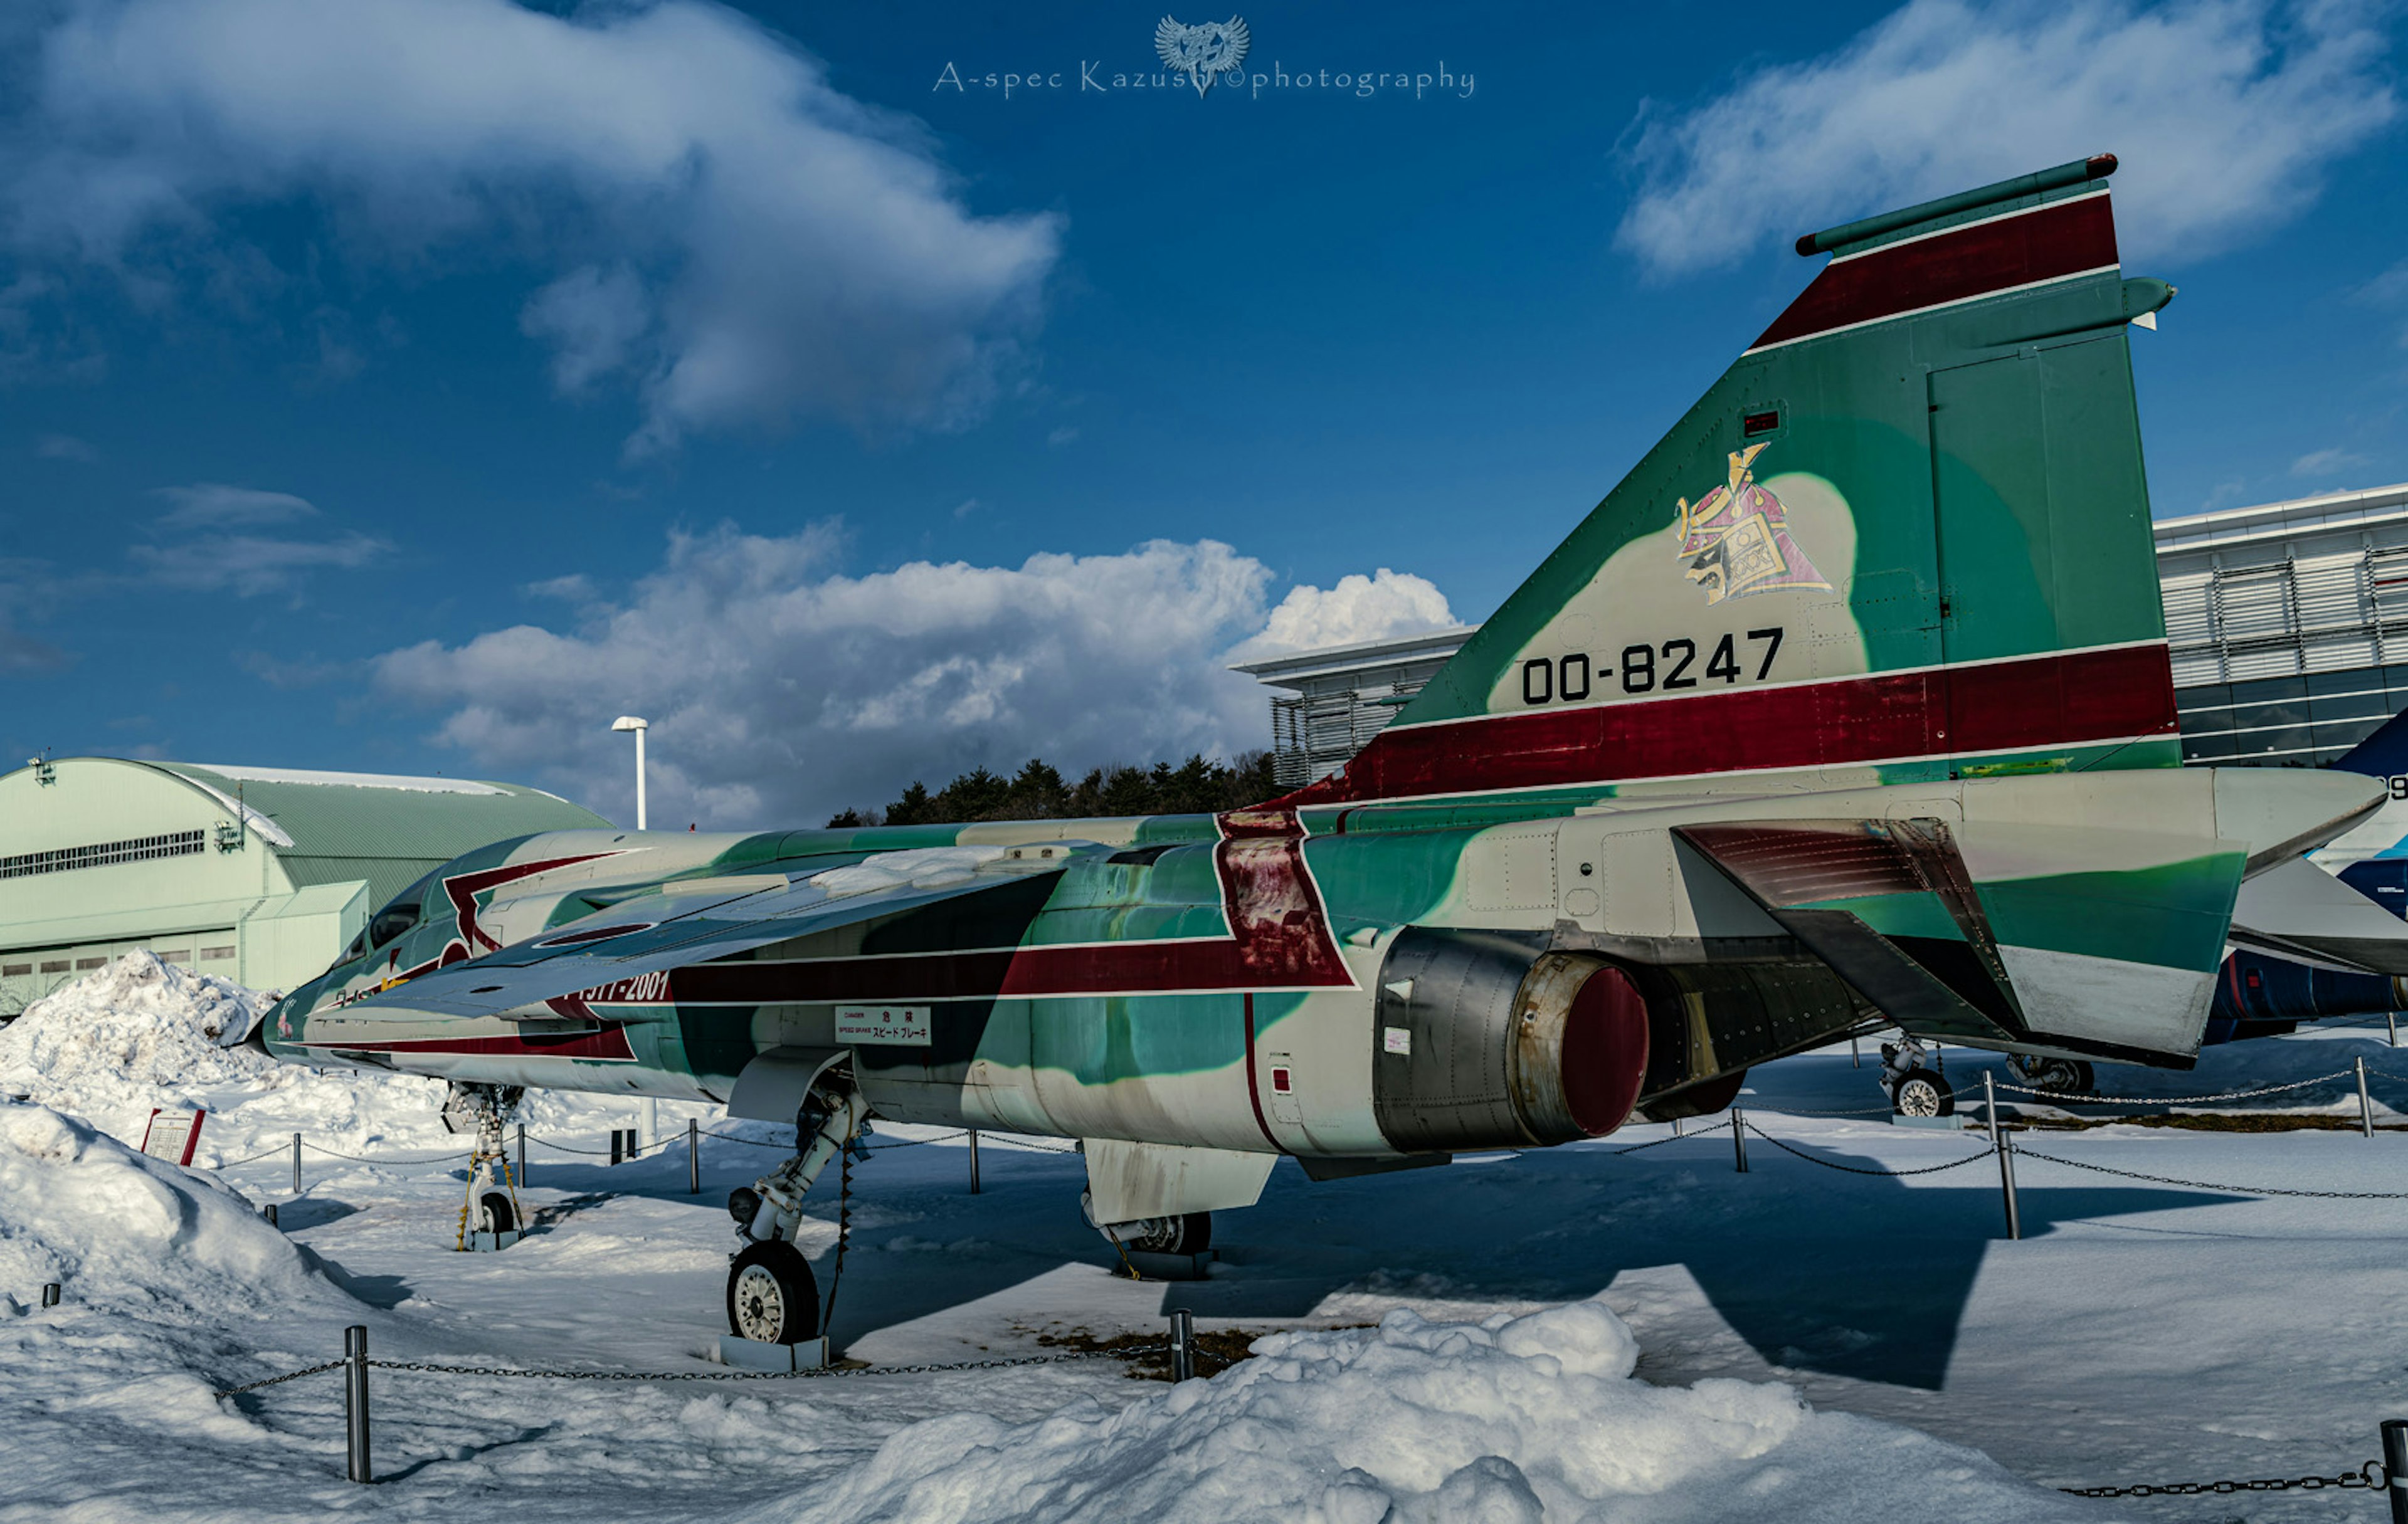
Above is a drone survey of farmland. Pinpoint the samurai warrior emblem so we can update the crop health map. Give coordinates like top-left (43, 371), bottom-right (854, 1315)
top-left (1156, 16), bottom-right (1250, 97)
top-left (1676, 443), bottom-right (1831, 604)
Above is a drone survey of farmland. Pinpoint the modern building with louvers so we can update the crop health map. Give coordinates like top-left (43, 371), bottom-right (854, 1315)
top-left (0, 759), bottom-right (606, 1016)
top-left (1240, 482), bottom-right (2408, 786)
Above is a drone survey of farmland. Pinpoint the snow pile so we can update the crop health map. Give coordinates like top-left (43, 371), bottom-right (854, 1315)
top-left (772, 1302), bottom-right (2092, 1524)
top-left (810, 845), bottom-right (1008, 900)
top-left (0, 1100), bottom-right (349, 1322)
top-left (0, 954), bottom-right (716, 1165)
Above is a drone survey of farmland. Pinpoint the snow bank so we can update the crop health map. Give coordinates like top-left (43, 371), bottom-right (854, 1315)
top-left (810, 846), bottom-right (1007, 900)
top-left (769, 1302), bottom-right (2091, 1524)
top-left (0, 1101), bottom-right (347, 1322)
top-left (0, 954), bottom-right (704, 1165)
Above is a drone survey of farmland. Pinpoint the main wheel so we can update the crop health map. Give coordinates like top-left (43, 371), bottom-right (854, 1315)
top-left (477, 1192), bottom-right (517, 1234)
top-left (727, 1241), bottom-right (820, 1345)
top-left (1124, 1212), bottom-right (1212, 1255)
top-left (1891, 1071), bottom-right (1955, 1118)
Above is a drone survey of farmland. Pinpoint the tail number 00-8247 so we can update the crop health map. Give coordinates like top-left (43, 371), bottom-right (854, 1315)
top-left (1521, 628), bottom-right (1782, 706)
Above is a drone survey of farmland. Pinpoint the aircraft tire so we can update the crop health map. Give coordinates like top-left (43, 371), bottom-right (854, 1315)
top-left (1890, 1071), bottom-right (1955, 1118)
top-left (477, 1192), bottom-right (517, 1234)
top-left (1129, 1212), bottom-right (1210, 1256)
top-left (727, 1241), bottom-right (820, 1345)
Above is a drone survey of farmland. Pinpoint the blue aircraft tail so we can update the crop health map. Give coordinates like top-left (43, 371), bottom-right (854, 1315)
top-left (2331, 705), bottom-right (2408, 778)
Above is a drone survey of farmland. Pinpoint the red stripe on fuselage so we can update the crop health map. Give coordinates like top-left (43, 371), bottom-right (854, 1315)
top-left (1751, 194), bottom-right (2119, 350)
top-left (1279, 644), bottom-right (2177, 809)
top-left (305, 1024), bottom-right (636, 1062)
top-left (635, 809), bottom-right (1356, 1004)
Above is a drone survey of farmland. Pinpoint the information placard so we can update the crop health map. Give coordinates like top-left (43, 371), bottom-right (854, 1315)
top-left (834, 1006), bottom-right (932, 1046)
top-left (139, 1108), bottom-right (206, 1167)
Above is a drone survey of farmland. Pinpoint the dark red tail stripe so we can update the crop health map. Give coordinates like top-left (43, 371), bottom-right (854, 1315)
top-left (1281, 644), bottom-right (2177, 808)
top-left (1753, 193), bottom-right (2118, 350)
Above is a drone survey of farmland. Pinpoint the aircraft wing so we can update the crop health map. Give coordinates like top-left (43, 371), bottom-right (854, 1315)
top-left (324, 841), bottom-right (1107, 1024)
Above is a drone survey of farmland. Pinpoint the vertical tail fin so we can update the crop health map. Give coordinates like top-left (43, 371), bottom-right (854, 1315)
top-left (1290, 156), bottom-right (2182, 809)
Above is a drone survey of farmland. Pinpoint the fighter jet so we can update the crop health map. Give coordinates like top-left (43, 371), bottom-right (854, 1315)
top-left (255, 155), bottom-right (2399, 1346)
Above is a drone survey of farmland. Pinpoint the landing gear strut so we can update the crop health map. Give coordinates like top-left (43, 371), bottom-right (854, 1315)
top-left (725, 1075), bottom-right (865, 1345)
top-left (443, 1083), bottom-right (524, 1248)
top-left (1880, 1038), bottom-right (1956, 1117)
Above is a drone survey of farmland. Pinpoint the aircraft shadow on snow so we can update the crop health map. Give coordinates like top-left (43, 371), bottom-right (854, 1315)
top-left (798, 1138), bottom-right (2234, 1392)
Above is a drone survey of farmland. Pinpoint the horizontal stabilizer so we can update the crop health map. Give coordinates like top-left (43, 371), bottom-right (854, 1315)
top-left (2228, 858), bottom-right (2408, 976)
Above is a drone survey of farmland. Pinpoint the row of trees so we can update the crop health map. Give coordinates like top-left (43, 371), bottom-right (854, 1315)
top-left (828, 752), bottom-right (1281, 827)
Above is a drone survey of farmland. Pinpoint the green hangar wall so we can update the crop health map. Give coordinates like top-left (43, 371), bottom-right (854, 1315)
top-left (0, 759), bottom-right (607, 1016)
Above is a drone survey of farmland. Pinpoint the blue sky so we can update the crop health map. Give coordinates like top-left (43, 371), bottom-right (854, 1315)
top-left (1, 0), bottom-right (2401, 828)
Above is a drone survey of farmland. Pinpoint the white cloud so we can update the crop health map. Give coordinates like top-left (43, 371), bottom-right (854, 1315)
top-left (5, 0), bottom-right (1062, 451)
top-left (2291, 445), bottom-right (2370, 478)
top-left (130, 532), bottom-right (387, 596)
top-left (1617, 0), bottom-right (2397, 275)
top-left (1228, 569), bottom-right (1460, 664)
top-left (373, 526), bottom-right (1451, 827)
top-left (34, 433), bottom-right (96, 462)
top-left (151, 481), bottom-right (316, 528)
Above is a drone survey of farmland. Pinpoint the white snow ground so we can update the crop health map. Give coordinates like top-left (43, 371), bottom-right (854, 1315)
top-left (7, 959), bottom-right (2408, 1520)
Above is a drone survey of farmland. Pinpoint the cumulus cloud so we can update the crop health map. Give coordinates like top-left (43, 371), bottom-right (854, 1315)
top-left (3, 0), bottom-right (1062, 451)
top-left (151, 482), bottom-right (317, 528)
top-left (1617, 0), bottom-right (2397, 275)
top-left (373, 527), bottom-right (1453, 827)
top-left (1228, 569), bottom-right (1460, 664)
top-left (34, 433), bottom-right (95, 462)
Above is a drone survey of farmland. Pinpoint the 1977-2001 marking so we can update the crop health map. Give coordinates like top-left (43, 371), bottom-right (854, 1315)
top-left (1521, 627), bottom-right (1783, 705)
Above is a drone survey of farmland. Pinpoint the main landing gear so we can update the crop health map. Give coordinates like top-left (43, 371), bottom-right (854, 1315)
top-left (1879, 1038), bottom-right (1956, 1118)
top-left (2007, 1052), bottom-right (2097, 1096)
top-left (725, 1076), bottom-right (866, 1345)
top-left (1080, 1190), bottom-right (1212, 1257)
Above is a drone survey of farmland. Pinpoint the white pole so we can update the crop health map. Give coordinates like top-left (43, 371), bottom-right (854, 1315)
top-left (640, 1096), bottom-right (658, 1152)
top-left (634, 726), bottom-right (648, 832)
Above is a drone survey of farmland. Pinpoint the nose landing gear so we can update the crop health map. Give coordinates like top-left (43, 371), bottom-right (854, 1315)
top-left (1879, 1038), bottom-right (1956, 1117)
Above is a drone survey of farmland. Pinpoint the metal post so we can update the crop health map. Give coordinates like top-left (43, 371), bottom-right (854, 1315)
top-left (640, 1097), bottom-right (658, 1154)
top-left (2390, 1011), bottom-right (2399, 1049)
top-left (517, 1123), bottom-right (527, 1189)
top-left (1851, 1034), bottom-right (1861, 1068)
top-left (967, 1128), bottom-right (981, 1194)
top-left (263, 1203), bottom-right (278, 1229)
top-left (610, 1129), bottom-right (623, 1166)
top-left (1994, 1105), bottom-right (2022, 1241)
top-left (687, 1118), bottom-right (700, 1194)
top-left (1672, 1115), bottom-right (1684, 1137)
top-left (344, 1325), bottom-right (372, 1484)
top-left (292, 1132), bottom-right (302, 1195)
top-left (40, 1283), bottom-right (58, 1308)
top-left (1731, 1108), bottom-right (1748, 1173)
top-left (2380, 1418), bottom-right (2408, 1524)
top-left (1170, 1309), bottom-right (1195, 1382)
top-left (2360, 1056), bottom-right (2377, 1138)
top-left (1984, 1070), bottom-right (1999, 1140)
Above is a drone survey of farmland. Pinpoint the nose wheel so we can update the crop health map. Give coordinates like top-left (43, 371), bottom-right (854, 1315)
top-left (1889, 1069), bottom-right (1955, 1118)
top-left (727, 1241), bottom-right (821, 1345)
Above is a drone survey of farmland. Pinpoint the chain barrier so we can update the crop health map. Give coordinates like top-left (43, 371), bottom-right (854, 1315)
top-left (2059, 1460), bottom-right (2384, 1498)
top-left (1605, 1129), bottom-right (1698, 1156)
top-left (1740, 1120), bottom-right (1993, 1177)
top-left (214, 1345), bottom-right (1164, 1399)
top-left (1997, 1068), bottom-right (2360, 1106)
top-left (211, 1358), bottom-right (351, 1399)
top-left (1751, 1103), bottom-right (1900, 1118)
top-left (2013, 1145), bottom-right (2408, 1199)
top-left (298, 1140), bottom-right (472, 1166)
top-left (200, 1142), bottom-right (297, 1170)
